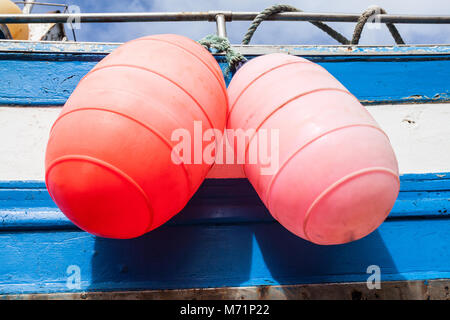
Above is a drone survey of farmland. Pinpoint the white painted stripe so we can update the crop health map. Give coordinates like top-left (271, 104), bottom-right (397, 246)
top-left (0, 107), bottom-right (59, 181)
top-left (367, 104), bottom-right (450, 174)
top-left (0, 103), bottom-right (449, 181)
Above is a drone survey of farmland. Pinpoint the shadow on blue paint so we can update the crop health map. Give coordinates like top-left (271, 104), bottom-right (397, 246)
top-left (89, 179), bottom-right (402, 291)
top-left (254, 227), bottom-right (399, 285)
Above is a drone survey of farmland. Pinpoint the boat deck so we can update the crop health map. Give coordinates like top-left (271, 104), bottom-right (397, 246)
top-left (0, 41), bottom-right (449, 299)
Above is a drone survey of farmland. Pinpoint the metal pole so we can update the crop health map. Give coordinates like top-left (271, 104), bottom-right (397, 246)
top-left (15, 1), bottom-right (69, 7)
top-left (0, 11), bottom-right (449, 24)
top-left (215, 14), bottom-right (227, 38)
top-left (21, 1), bottom-right (35, 15)
top-left (232, 12), bottom-right (450, 23)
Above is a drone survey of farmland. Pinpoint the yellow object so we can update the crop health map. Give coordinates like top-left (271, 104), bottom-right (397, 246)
top-left (0, 0), bottom-right (29, 40)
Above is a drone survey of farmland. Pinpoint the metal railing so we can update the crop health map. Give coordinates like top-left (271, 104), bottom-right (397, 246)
top-left (0, 10), bottom-right (450, 40)
top-left (1, 11), bottom-right (450, 23)
top-left (0, 11), bottom-right (449, 25)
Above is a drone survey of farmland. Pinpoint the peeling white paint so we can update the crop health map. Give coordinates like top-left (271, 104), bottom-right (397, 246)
top-left (0, 103), bottom-right (449, 181)
top-left (2, 40), bottom-right (450, 56)
top-left (0, 107), bottom-right (59, 181)
top-left (367, 103), bottom-right (450, 174)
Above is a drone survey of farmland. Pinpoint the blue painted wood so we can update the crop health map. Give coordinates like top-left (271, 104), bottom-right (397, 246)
top-left (0, 43), bottom-right (449, 105)
top-left (0, 41), bottom-right (449, 294)
top-left (2, 41), bottom-right (450, 55)
top-left (1, 173), bottom-right (450, 230)
top-left (0, 216), bottom-right (449, 294)
top-left (0, 173), bottom-right (449, 294)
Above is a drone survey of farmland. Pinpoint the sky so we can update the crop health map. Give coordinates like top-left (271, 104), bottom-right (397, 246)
top-left (26, 0), bottom-right (450, 45)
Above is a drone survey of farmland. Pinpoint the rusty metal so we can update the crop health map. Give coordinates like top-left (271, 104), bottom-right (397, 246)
top-left (2, 279), bottom-right (449, 300)
top-left (0, 11), bottom-right (449, 24)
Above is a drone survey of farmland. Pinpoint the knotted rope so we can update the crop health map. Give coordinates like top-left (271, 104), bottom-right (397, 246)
top-left (242, 4), bottom-right (351, 45)
top-left (198, 4), bottom-right (406, 73)
top-left (198, 34), bottom-right (247, 74)
top-left (352, 6), bottom-right (405, 45)
top-left (241, 4), bottom-right (405, 45)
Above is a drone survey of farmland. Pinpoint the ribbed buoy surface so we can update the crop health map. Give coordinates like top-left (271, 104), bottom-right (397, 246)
top-left (227, 53), bottom-right (400, 245)
top-left (0, 0), bottom-right (28, 40)
top-left (45, 34), bottom-right (228, 239)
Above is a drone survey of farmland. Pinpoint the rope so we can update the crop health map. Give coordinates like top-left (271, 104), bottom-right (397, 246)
top-left (352, 6), bottom-right (405, 45)
top-left (197, 4), bottom-right (406, 73)
top-left (198, 34), bottom-right (247, 74)
top-left (242, 4), bottom-right (350, 45)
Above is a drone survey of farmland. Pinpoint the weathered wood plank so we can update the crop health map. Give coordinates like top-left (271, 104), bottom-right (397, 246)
top-left (2, 40), bottom-right (450, 56)
top-left (2, 104), bottom-right (450, 181)
top-left (0, 41), bottom-right (449, 105)
top-left (0, 212), bottom-right (449, 295)
top-left (1, 173), bottom-right (450, 231)
top-left (3, 279), bottom-right (449, 300)
top-left (0, 41), bottom-right (449, 297)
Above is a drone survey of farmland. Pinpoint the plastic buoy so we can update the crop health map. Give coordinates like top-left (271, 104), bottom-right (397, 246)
top-left (45, 34), bottom-right (228, 238)
top-left (227, 53), bottom-right (400, 245)
top-left (0, 0), bottom-right (29, 40)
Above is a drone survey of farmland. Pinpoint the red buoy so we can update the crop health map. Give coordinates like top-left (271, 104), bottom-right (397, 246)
top-left (45, 34), bottom-right (228, 239)
top-left (227, 53), bottom-right (400, 245)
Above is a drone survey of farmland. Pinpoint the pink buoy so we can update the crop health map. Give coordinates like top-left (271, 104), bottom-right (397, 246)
top-left (227, 53), bottom-right (400, 245)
